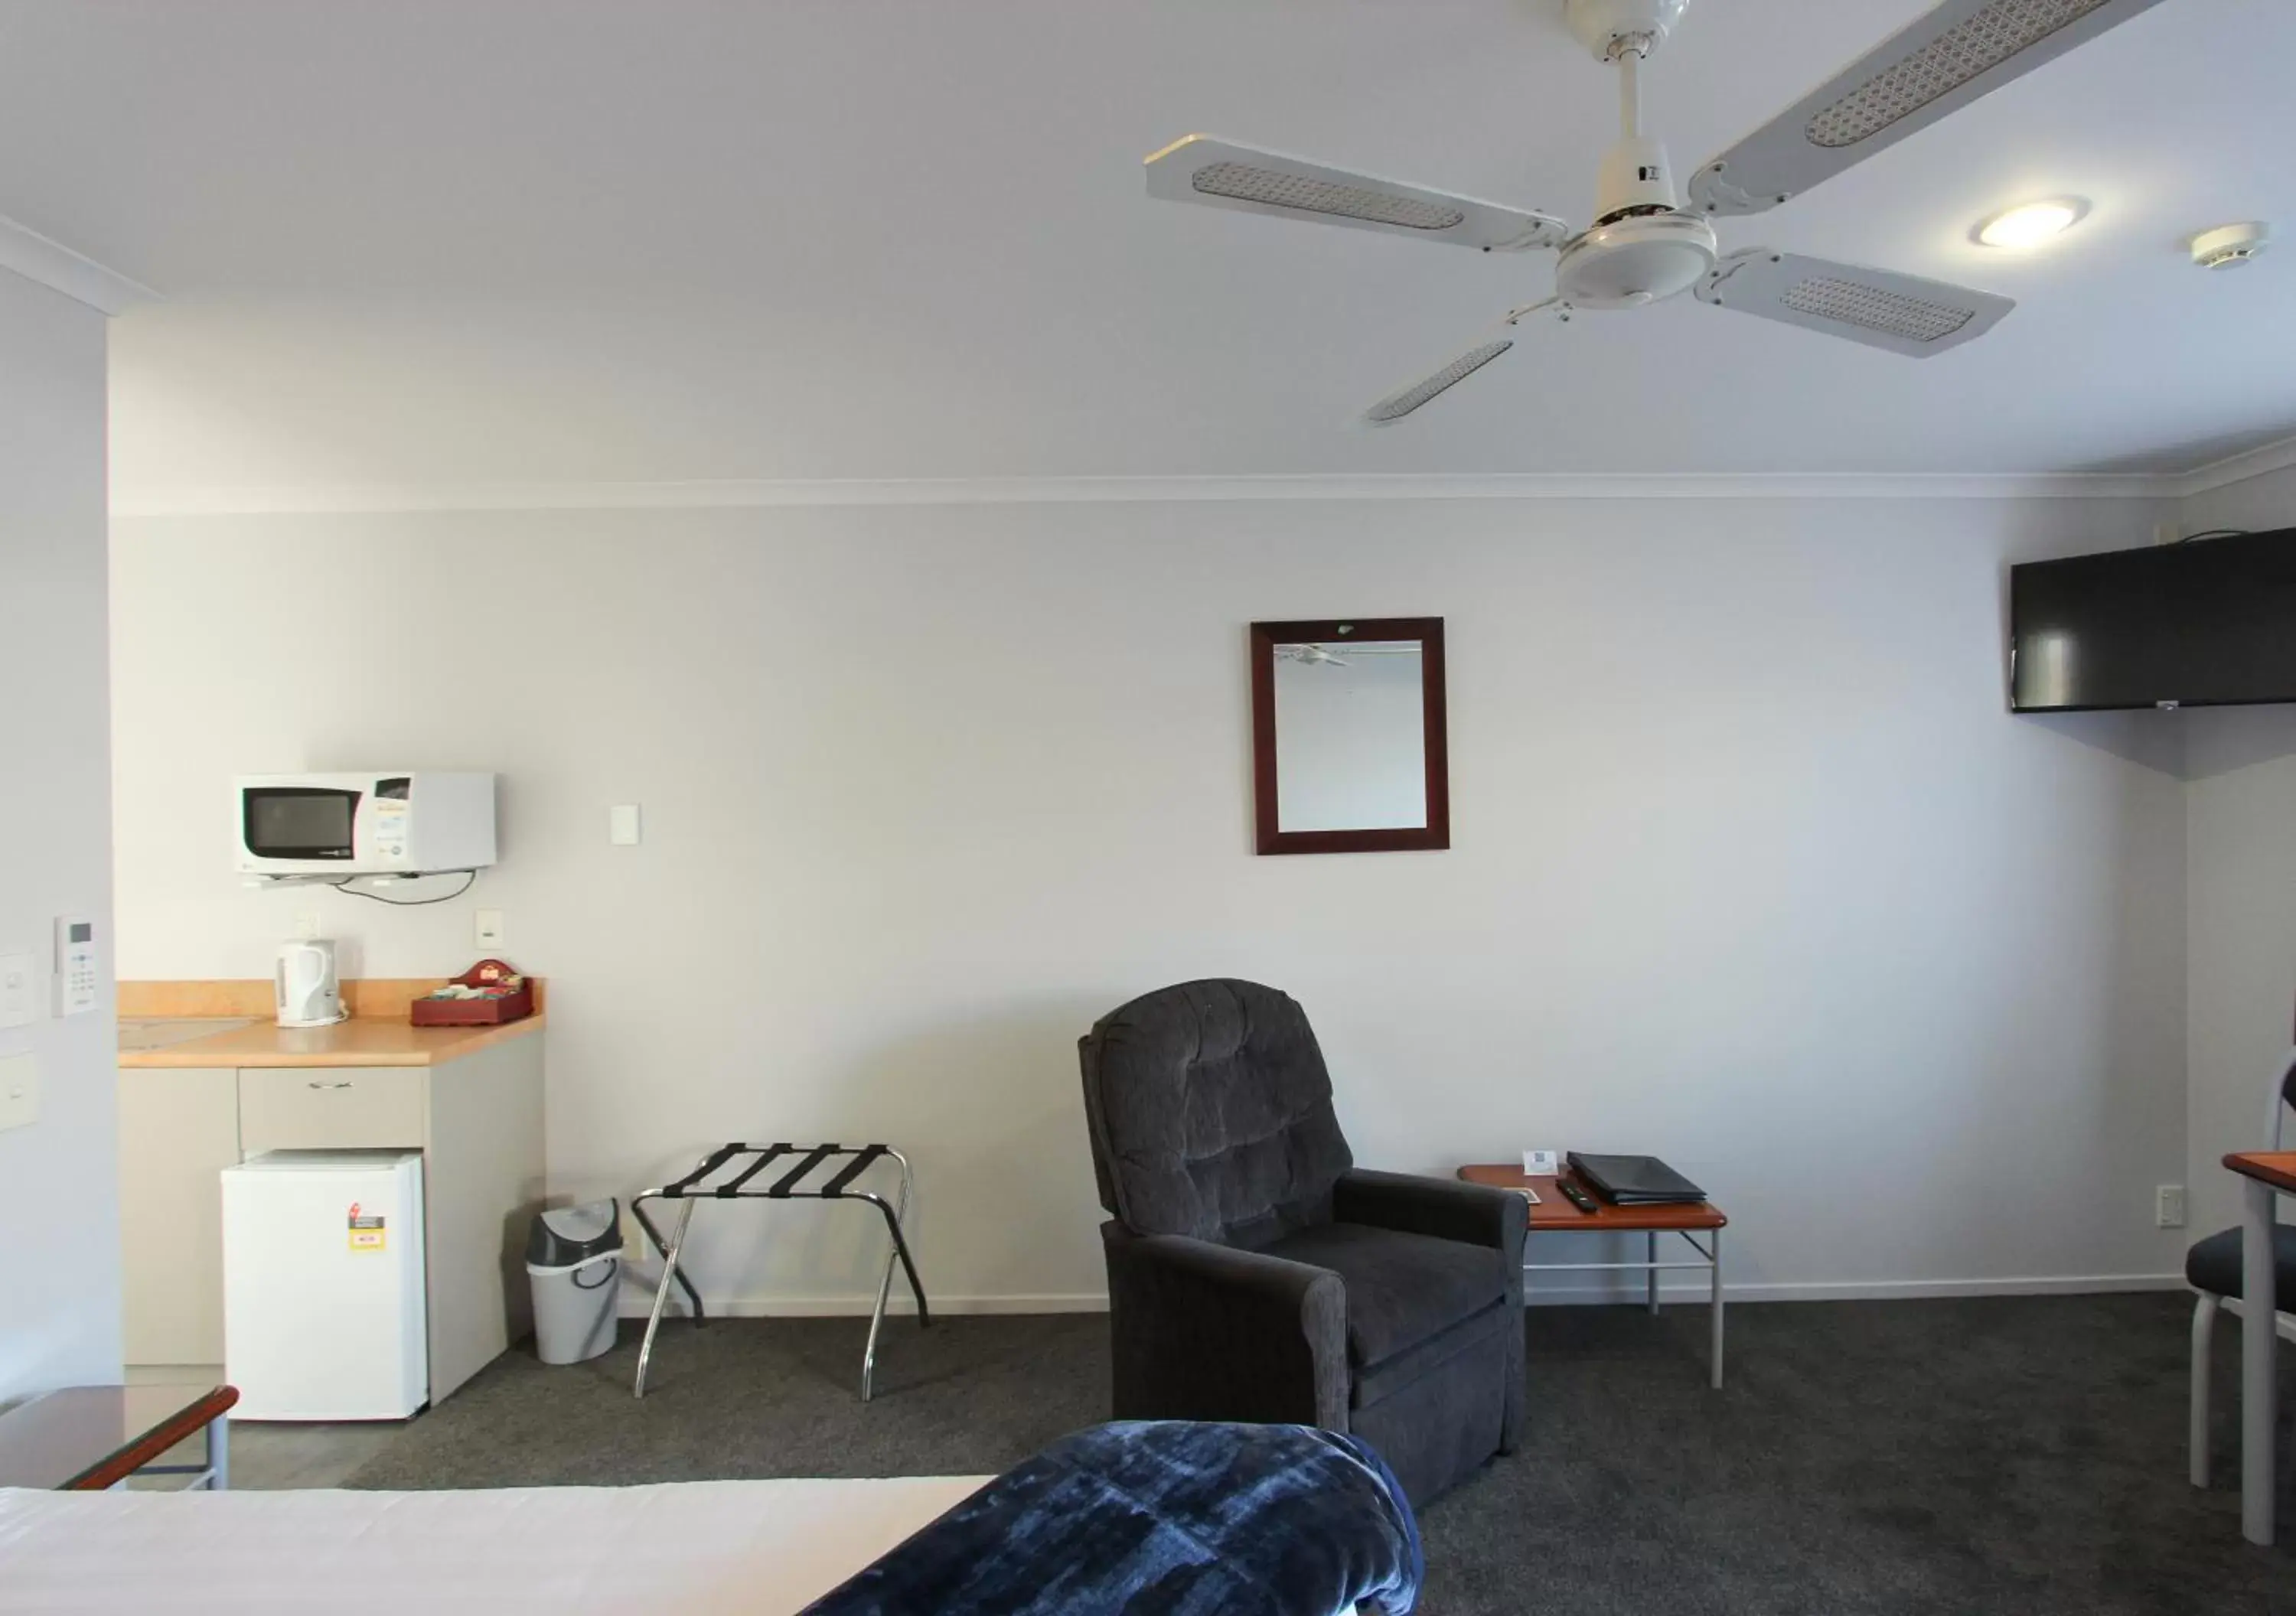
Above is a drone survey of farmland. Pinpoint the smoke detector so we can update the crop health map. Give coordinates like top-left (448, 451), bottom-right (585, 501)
top-left (2191, 222), bottom-right (2269, 271)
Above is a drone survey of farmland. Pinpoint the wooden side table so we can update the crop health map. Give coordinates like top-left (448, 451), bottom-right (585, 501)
top-left (1459, 1165), bottom-right (1729, 1388)
top-left (0, 1383), bottom-right (236, 1491)
top-left (2223, 1149), bottom-right (2296, 1546)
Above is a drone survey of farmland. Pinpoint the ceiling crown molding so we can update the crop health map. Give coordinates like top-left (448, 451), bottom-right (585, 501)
top-left (0, 213), bottom-right (159, 316)
top-left (113, 469), bottom-right (2190, 517)
top-left (2173, 434), bottom-right (2296, 499)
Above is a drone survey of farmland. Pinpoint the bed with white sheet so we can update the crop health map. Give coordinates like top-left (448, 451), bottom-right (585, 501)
top-left (0, 1476), bottom-right (989, 1616)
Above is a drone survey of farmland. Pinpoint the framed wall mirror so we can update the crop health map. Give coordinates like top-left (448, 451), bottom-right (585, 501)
top-left (1249, 617), bottom-right (1449, 855)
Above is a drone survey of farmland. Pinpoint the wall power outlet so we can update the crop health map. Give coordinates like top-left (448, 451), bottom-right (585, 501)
top-left (2156, 1184), bottom-right (2187, 1229)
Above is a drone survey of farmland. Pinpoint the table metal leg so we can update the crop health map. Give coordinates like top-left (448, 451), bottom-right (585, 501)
top-left (634, 1198), bottom-right (696, 1400)
top-left (2241, 1177), bottom-right (2276, 1546)
top-left (207, 1412), bottom-right (229, 1491)
top-left (1710, 1229), bottom-right (1725, 1390)
top-left (1647, 1232), bottom-right (1660, 1314)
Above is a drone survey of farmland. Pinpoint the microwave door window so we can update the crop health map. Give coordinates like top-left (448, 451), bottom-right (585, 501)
top-left (246, 790), bottom-right (359, 859)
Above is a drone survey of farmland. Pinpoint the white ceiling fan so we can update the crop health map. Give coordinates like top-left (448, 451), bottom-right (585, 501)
top-left (1143, 0), bottom-right (2168, 423)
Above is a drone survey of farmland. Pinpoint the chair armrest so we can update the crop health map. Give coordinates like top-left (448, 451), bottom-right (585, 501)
top-left (1101, 1223), bottom-right (1350, 1430)
top-left (1332, 1171), bottom-right (1529, 1458)
top-left (1333, 1170), bottom-right (1527, 1273)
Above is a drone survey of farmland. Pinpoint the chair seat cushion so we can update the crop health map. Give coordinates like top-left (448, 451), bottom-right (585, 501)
top-left (1262, 1222), bottom-right (1508, 1371)
top-left (2185, 1223), bottom-right (2296, 1298)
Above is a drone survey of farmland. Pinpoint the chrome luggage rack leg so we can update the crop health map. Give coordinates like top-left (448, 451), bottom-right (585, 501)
top-left (631, 1142), bottom-right (929, 1402)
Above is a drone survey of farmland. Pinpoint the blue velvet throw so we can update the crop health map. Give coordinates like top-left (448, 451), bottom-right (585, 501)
top-left (801, 1420), bottom-right (1424, 1616)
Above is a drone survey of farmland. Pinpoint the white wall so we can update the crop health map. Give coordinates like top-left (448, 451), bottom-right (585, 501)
top-left (109, 494), bottom-right (2193, 1310)
top-left (2179, 467), bottom-right (2296, 1240)
top-left (0, 269), bottom-right (119, 1397)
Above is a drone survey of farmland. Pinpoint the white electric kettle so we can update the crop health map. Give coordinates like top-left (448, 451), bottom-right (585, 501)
top-left (276, 939), bottom-right (347, 1028)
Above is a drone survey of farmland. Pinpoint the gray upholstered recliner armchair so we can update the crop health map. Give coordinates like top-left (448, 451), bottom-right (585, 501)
top-left (1078, 978), bottom-right (1526, 1505)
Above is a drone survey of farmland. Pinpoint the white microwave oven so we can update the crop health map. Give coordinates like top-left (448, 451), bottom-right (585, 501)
top-left (234, 773), bottom-right (497, 877)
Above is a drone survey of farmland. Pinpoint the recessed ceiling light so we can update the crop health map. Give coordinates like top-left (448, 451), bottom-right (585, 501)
top-left (1975, 197), bottom-right (2088, 249)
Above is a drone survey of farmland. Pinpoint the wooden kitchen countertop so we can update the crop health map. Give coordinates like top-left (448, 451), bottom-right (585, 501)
top-left (119, 1014), bottom-right (544, 1068)
top-left (119, 978), bottom-right (546, 1067)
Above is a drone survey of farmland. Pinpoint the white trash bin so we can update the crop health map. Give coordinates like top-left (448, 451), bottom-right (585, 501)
top-left (526, 1199), bottom-right (624, 1366)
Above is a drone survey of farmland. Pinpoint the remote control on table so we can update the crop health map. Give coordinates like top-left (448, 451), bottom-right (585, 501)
top-left (1557, 1178), bottom-right (1600, 1214)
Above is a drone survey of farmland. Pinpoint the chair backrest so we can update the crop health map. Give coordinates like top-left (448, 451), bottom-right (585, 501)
top-left (1078, 979), bottom-right (1353, 1248)
top-left (2272, 1047), bottom-right (2296, 1151)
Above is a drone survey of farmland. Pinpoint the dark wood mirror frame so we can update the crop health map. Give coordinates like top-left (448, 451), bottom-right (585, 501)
top-left (1249, 617), bottom-right (1450, 856)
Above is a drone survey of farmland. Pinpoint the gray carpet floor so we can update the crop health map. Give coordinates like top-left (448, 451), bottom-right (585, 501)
top-left (349, 1293), bottom-right (2296, 1614)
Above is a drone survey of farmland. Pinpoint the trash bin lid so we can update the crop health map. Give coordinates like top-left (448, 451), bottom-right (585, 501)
top-left (526, 1197), bottom-right (623, 1267)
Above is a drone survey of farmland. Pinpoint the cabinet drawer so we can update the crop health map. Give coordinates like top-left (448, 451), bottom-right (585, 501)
top-left (239, 1067), bottom-right (426, 1152)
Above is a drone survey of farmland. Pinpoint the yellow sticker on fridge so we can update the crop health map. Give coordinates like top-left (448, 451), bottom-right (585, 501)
top-left (348, 1203), bottom-right (387, 1253)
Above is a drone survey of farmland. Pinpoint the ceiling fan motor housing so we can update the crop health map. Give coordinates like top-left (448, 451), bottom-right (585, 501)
top-left (1555, 210), bottom-right (1719, 308)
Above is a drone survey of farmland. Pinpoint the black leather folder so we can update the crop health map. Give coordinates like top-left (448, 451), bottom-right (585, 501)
top-left (1566, 1152), bottom-right (1706, 1204)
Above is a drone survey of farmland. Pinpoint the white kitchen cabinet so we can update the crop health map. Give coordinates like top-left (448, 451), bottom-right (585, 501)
top-left (119, 1027), bottom-right (545, 1402)
top-left (118, 1065), bottom-right (240, 1365)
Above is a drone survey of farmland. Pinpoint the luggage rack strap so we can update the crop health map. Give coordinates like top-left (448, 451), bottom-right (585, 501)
top-left (768, 1144), bottom-right (842, 1197)
top-left (663, 1142), bottom-right (745, 1197)
top-left (819, 1143), bottom-right (889, 1198)
top-left (653, 1142), bottom-right (900, 1201)
top-left (716, 1143), bottom-right (792, 1197)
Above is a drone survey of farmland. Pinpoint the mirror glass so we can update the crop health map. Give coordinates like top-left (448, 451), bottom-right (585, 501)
top-left (1272, 641), bottom-right (1427, 833)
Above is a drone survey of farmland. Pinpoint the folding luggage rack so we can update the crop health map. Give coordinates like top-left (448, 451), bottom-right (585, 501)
top-left (631, 1142), bottom-right (928, 1402)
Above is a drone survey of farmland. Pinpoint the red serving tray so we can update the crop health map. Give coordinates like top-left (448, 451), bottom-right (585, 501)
top-left (410, 959), bottom-right (536, 1026)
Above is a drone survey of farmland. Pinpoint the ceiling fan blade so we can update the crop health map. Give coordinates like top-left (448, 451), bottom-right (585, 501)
top-left (1362, 303), bottom-right (1560, 425)
top-left (1146, 135), bottom-right (1572, 253)
top-left (1696, 250), bottom-right (2012, 357)
top-left (1687, 0), bottom-right (2170, 217)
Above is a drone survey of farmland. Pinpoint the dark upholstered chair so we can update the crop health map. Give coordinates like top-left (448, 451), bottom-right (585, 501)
top-left (1078, 978), bottom-right (1526, 1505)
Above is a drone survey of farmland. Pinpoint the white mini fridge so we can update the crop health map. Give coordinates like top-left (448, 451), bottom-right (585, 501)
top-left (222, 1150), bottom-right (429, 1419)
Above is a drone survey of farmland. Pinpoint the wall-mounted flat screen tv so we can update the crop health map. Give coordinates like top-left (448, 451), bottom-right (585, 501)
top-left (2009, 529), bottom-right (2296, 712)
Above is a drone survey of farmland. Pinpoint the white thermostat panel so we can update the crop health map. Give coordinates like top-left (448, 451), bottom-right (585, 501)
top-left (55, 917), bottom-right (98, 1016)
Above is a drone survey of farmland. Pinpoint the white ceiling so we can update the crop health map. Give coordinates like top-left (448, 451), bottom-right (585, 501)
top-left (2, 0), bottom-right (2291, 493)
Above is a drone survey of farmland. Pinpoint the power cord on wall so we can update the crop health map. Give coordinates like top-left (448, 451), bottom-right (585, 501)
top-left (328, 871), bottom-right (479, 906)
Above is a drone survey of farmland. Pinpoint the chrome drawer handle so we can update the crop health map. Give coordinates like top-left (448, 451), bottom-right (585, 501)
top-left (306, 1080), bottom-right (354, 1090)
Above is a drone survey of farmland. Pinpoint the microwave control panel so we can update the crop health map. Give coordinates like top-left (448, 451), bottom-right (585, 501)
top-left (373, 777), bottom-right (411, 862)
top-left (54, 917), bottom-right (97, 1016)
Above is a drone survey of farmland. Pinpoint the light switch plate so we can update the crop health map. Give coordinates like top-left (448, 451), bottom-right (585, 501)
top-left (609, 804), bottom-right (642, 846)
top-left (0, 1051), bottom-right (39, 1133)
top-left (475, 909), bottom-right (506, 950)
top-left (0, 953), bottom-right (35, 1030)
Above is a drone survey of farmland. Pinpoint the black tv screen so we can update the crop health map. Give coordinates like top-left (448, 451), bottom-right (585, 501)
top-left (2010, 529), bottom-right (2296, 712)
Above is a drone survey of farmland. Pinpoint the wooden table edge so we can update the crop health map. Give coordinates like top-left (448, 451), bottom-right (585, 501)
top-left (63, 1385), bottom-right (238, 1492)
top-left (2225, 1151), bottom-right (2296, 1197)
